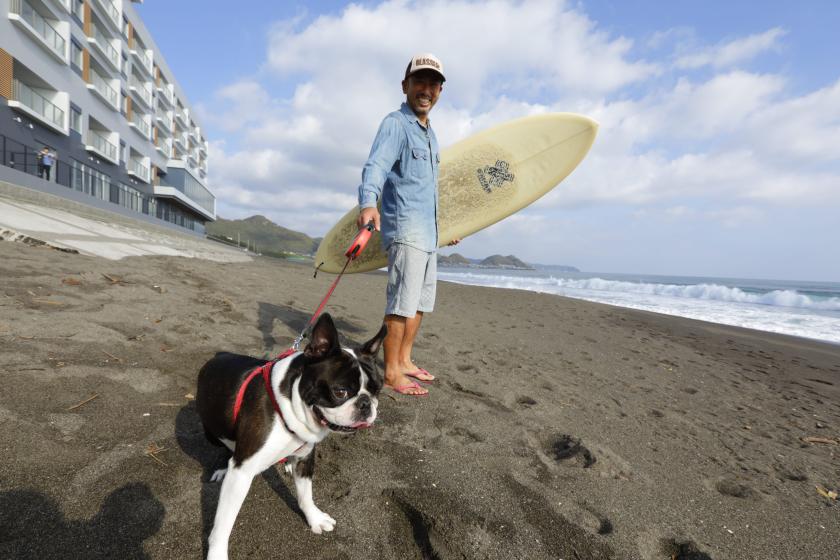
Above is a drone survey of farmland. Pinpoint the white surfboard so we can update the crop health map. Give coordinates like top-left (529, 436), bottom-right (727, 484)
top-left (314, 113), bottom-right (598, 274)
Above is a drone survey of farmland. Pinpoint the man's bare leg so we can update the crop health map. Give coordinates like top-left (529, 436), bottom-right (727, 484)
top-left (384, 314), bottom-right (427, 395)
top-left (398, 311), bottom-right (426, 373)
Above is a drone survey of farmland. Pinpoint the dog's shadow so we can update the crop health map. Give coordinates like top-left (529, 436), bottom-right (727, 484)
top-left (175, 403), bottom-right (305, 556)
top-left (0, 483), bottom-right (163, 559)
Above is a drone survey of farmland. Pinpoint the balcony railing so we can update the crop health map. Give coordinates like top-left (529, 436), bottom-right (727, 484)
top-left (88, 70), bottom-right (118, 108)
top-left (131, 47), bottom-right (152, 75)
top-left (130, 112), bottom-right (150, 138)
top-left (87, 130), bottom-right (117, 162)
top-left (155, 110), bottom-right (172, 132)
top-left (12, 79), bottom-right (65, 129)
top-left (10, 0), bottom-right (66, 59)
top-left (129, 76), bottom-right (153, 107)
top-left (156, 85), bottom-right (173, 106)
top-left (92, 0), bottom-right (120, 30)
top-left (129, 159), bottom-right (150, 182)
top-left (90, 25), bottom-right (120, 69)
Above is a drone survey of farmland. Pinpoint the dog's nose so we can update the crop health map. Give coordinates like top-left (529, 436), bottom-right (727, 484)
top-left (356, 394), bottom-right (371, 415)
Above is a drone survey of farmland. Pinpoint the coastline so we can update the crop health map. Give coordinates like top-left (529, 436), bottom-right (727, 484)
top-left (1, 240), bottom-right (838, 559)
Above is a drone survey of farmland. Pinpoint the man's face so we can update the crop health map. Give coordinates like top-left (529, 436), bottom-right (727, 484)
top-left (402, 70), bottom-right (443, 119)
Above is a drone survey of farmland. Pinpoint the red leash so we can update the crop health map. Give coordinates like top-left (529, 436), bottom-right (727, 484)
top-left (231, 223), bottom-right (376, 429)
top-left (291, 222), bottom-right (375, 350)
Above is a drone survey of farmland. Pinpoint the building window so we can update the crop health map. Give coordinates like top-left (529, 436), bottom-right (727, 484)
top-left (71, 0), bottom-right (83, 23)
top-left (120, 142), bottom-right (127, 164)
top-left (71, 159), bottom-right (110, 201)
top-left (70, 106), bottom-right (82, 134)
top-left (121, 54), bottom-right (128, 79)
top-left (121, 92), bottom-right (127, 115)
top-left (70, 39), bottom-right (83, 71)
top-left (122, 16), bottom-right (129, 39)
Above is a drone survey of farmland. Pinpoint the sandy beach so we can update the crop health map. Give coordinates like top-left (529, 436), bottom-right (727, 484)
top-left (1, 239), bottom-right (838, 559)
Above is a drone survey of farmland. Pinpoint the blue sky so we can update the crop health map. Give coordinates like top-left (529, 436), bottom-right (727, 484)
top-left (137, 1), bottom-right (840, 281)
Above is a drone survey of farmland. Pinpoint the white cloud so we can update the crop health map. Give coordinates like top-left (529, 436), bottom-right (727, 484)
top-left (675, 27), bottom-right (787, 69)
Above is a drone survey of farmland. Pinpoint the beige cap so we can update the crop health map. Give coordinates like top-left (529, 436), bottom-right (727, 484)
top-left (405, 53), bottom-right (445, 82)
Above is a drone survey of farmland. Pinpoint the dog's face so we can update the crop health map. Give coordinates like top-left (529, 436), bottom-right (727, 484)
top-left (298, 314), bottom-right (386, 433)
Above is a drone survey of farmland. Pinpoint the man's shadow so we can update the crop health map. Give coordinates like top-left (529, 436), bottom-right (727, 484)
top-left (174, 402), bottom-right (304, 557)
top-left (257, 302), bottom-right (368, 355)
top-left (0, 483), bottom-right (164, 559)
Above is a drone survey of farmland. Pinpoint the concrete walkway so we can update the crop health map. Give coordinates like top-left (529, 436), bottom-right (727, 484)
top-left (0, 182), bottom-right (250, 263)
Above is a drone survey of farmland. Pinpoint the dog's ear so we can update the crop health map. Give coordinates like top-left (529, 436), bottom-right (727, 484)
top-left (360, 323), bottom-right (387, 358)
top-left (304, 313), bottom-right (339, 358)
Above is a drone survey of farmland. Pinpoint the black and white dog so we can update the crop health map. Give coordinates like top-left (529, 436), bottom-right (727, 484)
top-left (196, 313), bottom-right (385, 560)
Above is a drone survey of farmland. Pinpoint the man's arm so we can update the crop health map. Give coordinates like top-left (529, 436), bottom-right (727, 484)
top-left (357, 117), bottom-right (403, 230)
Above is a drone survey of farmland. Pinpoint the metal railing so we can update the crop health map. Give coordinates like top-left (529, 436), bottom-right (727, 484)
top-left (89, 70), bottom-right (118, 107)
top-left (0, 132), bottom-right (180, 227)
top-left (131, 112), bottom-right (151, 137)
top-left (87, 130), bottom-right (118, 161)
top-left (10, 0), bottom-right (66, 57)
top-left (129, 75), bottom-right (153, 106)
top-left (91, 25), bottom-right (119, 68)
top-left (131, 47), bottom-right (152, 74)
top-left (12, 79), bottom-right (65, 129)
top-left (155, 110), bottom-right (172, 131)
top-left (129, 158), bottom-right (150, 182)
top-left (93, 0), bottom-right (119, 29)
top-left (156, 85), bottom-right (173, 106)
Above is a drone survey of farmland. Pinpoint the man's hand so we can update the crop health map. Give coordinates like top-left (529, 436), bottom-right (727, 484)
top-left (447, 238), bottom-right (461, 247)
top-left (358, 207), bottom-right (381, 231)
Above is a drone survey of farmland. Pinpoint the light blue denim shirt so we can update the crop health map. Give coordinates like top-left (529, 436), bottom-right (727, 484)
top-left (358, 103), bottom-right (440, 252)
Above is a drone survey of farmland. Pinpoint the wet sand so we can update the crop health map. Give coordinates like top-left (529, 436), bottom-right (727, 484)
top-left (1, 239), bottom-right (838, 559)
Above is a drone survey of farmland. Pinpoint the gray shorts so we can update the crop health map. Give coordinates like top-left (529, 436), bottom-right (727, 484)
top-left (385, 243), bottom-right (437, 317)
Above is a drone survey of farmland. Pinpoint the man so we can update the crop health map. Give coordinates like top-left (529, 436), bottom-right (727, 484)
top-left (356, 53), bottom-right (458, 396)
top-left (41, 148), bottom-right (55, 181)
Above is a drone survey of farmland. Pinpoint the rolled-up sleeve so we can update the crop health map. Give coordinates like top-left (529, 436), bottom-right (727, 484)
top-left (358, 116), bottom-right (404, 208)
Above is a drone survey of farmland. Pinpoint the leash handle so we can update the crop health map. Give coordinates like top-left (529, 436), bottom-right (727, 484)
top-left (345, 222), bottom-right (375, 258)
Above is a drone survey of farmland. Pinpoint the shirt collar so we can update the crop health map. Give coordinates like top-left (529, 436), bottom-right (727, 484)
top-left (400, 102), bottom-right (430, 129)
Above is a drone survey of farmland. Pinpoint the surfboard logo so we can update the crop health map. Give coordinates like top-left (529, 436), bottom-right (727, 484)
top-left (477, 160), bottom-right (515, 193)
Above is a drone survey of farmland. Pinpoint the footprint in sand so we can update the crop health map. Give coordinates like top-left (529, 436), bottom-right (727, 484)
top-left (660, 538), bottom-right (714, 560)
top-left (708, 476), bottom-right (756, 499)
top-left (546, 434), bottom-right (596, 468)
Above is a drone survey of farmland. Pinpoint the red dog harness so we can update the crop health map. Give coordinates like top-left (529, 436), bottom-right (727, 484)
top-left (232, 348), bottom-right (298, 463)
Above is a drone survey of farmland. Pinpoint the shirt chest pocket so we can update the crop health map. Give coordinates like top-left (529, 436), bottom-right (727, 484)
top-left (408, 147), bottom-right (433, 179)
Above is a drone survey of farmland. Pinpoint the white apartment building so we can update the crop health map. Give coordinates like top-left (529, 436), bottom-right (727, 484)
top-left (0, 0), bottom-right (215, 233)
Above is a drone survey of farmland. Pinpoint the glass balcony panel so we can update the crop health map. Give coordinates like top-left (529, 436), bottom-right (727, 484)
top-left (129, 159), bottom-right (150, 182)
top-left (90, 70), bottom-right (118, 107)
top-left (129, 76), bottom-right (153, 106)
top-left (92, 0), bottom-right (119, 29)
top-left (12, 79), bottom-right (65, 129)
top-left (10, 0), bottom-right (66, 57)
top-left (91, 25), bottom-right (119, 67)
top-left (131, 112), bottom-right (150, 137)
top-left (87, 130), bottom-right (117, 161)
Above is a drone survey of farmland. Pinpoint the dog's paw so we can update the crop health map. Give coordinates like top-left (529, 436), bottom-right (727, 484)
top-left (306, 508), bottom-right (336, 534)
top-left (210, 468), bottom-right (227, 483)
top-left (206, 547), bottom-right (228, 560)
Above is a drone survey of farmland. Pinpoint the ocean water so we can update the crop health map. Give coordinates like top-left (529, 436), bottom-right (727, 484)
top-left (437, 266), bottom-right (840, 345)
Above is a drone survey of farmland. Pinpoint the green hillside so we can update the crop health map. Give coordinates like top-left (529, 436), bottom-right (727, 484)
top-left (206, 215), bottom-right (320, 257)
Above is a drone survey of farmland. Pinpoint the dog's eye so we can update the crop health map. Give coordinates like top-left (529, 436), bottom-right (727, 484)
top-left (333, 388), bottom-right (349, 400)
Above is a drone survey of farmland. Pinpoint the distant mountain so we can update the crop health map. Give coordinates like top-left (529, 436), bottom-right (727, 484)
top-left (206, 215), bottom-right (320, 256)
top-left (437, 252), bottom-right (472, 266)
top-left (479, 254), bottom-right (534, 270)
top-left (437, 252), bottom-right (536, 270)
